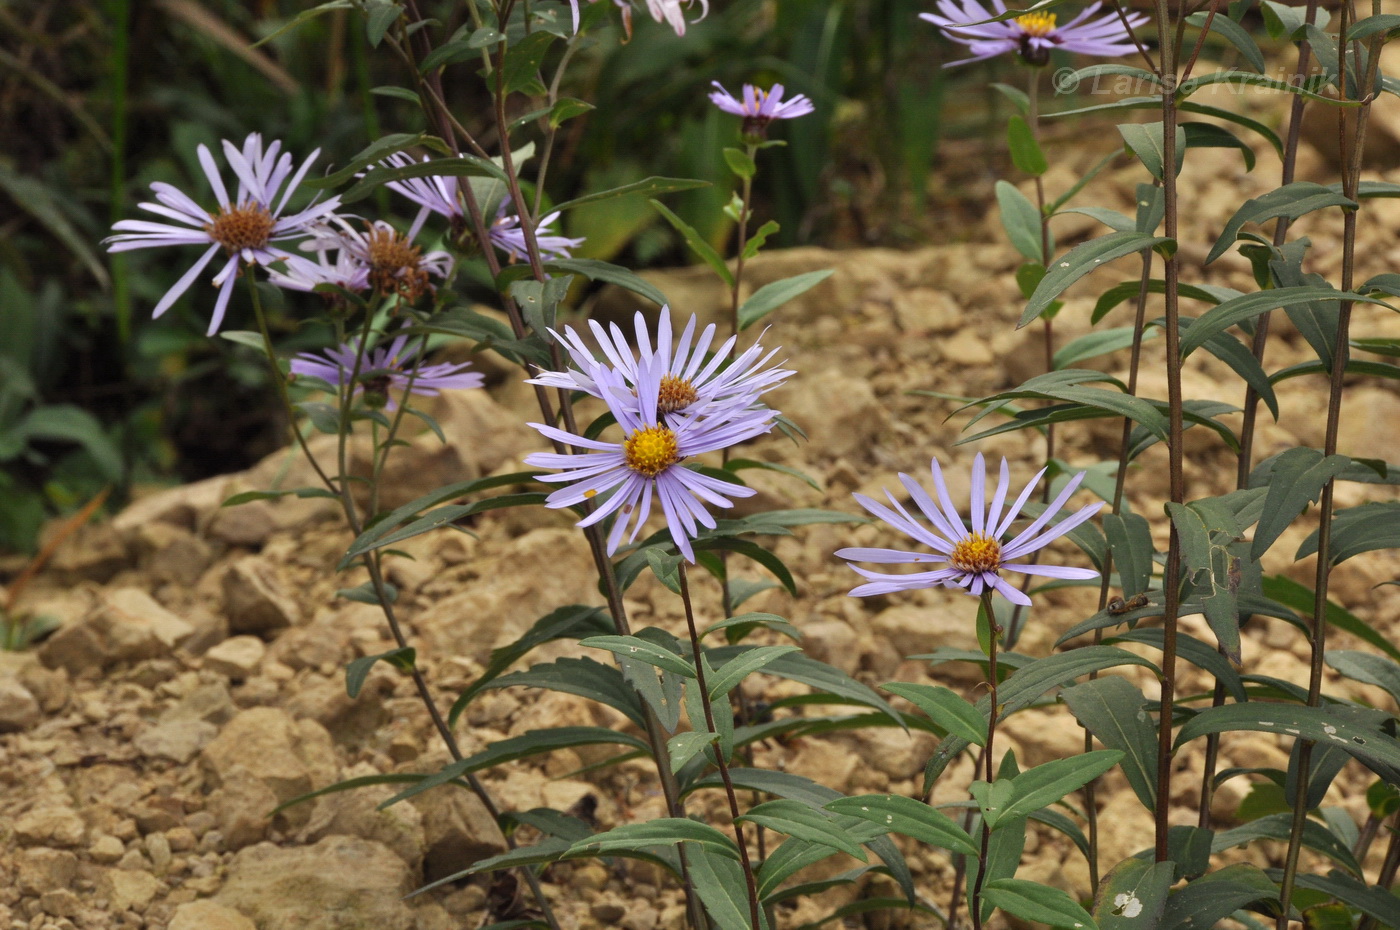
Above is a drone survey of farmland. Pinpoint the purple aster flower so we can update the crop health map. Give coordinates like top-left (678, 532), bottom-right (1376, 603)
top-left (105, 133), bottom-right (341, 335)
top-left (525, 361), bottom-right (775, 561)
top-left (267, 242), bottom-right (371, 295)
top-left (290, 327), bottom-right (484, 410)
top-left (836, 453), bottom-right (1103, 605)
top-left (375, 153), bottom-right (464, 226)
top-left (708, 82), bottom-right (815, 135)
top-left (489, 205), bottom-right (585, 264)
top-left (920, 1), bottom-right (1147, 67)
top-left (528, 307), bottom-right (791, 422)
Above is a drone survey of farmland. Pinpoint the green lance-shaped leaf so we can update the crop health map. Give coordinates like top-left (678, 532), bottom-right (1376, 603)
top-left (488, 657), bottom-right (647, 730)
top-left (1262, 574), bottom-right (1400, 663)
top-left (995, 750), bottom-right (1123, 826)
top-left (667, 731), bottom-right (719, 774)
top-left (1183, 121), bottom-right (1257, 171)
top-left (1158, 862), bottom-right (1278, 930)
top-left (1249, 448), bottom-right (1351, 559)
top-left (738, 799), bottom-right (868, 860)
top-left (1213, 812), bottom-right (1361, 876)
top-left (1021, 232), bottom-right (1173, 326)
top-left (1297, 500), bottom-right (1400, 565)
top-left (1061, 677), bottom-right (1157, 811)
top-left (1091, 279), bottom-right (1237, 325)
top-left (825, 795), bottom-right (979, 855)
top-left (580, 634), bottom-right (696, 678)
top-left (1178, 286), bottom-right (1377, 359)
top-left (1007, 115), bottom-right (1047, 176)
top-left (649, 199), bottom-right (734, 287)
top-left (882, 682), bottom-right (987, 745)
top-left (1094, 857), bottom-right (1175, 929)
top-left (339, 493), bottom-right (545, 567)
top-left (1293, 871), bottom-right (1400, 929)
top-left (1103, 512), bottom-right (1155, 597)
top-left (1107, 627), bottom-right (1247, 702)
top-left (1177, 702), bottom-right (1400, 785)
top-left (334, 580), bottom-right (397, 605)
top-left (1271, 248), bottom-right (1345, 372)
top-left (544, 257), bottom-right (668, 307)
top-left (568, 819), bottom-right (741, 860)
top-left (1206, 182), bottom-right (1357, 264)
top-left (1347, 12), bottom-right (1400, 40)
top-left (983, 879), bottom-right (1099, 929)
top-left (344, 647), bottom-right (415, 699)
top-left (1052, 325), bottom-right (1162, 370)
top-left (1118, 121), bottom-right (1185, 181)
top-left (689, 842), bottom-right (770, 930)
top-left (10, 404), bottom-right (123, 481)
top-left (705, 646), bottom-right (904, 724)
top-left (967, 814), bottom-right (1027, 922)
top-left (1185, 11), bottom-right (1266, 71)
top-left (320, 142), bottom-right (500, 195)
top-left (707, 645), bottom-right (801, 699)
top-left (737, 269), bottom-right (835, 331)
top-left (1166, 501), bottom-right (1245, 662)
top-left (1260, 0), bottom-right (1329, 39)
top-left (552, 176), bottom-right (708, 213)
top-left (997, 180), bottom-right (1047, 263)
top-left (1325, 650), bottom-right (1400, 706)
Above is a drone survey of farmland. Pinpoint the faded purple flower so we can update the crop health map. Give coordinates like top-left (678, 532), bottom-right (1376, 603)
top-left (525, 360), bottom-right (775, 561)
top-left (920, 0), bottom-right (1147, 67)
top-left (376, 153), bottom-right (464, 226)
top-left (105, 133), bottom-right (341, 334)
top-left (291, 327), bottom-right (483, 409)
top-left (836, 453), bottom-right (1103, 605)
top-left (489, 205), bottom-right (584, 264)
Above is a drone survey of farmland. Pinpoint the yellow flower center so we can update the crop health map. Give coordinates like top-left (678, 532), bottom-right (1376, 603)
top-left (623, 425), bottom-right (681, 477)
top-left (949, 532), bottom-right (1002, 574)
top-left (365, 225), bottom-right (429, 301)
top-left (1015, 10), bottom-right (1057, 36)
top-left (657, 374), bottom-right (699, 414)
top-left (204, 202), bottom-right (275, 254)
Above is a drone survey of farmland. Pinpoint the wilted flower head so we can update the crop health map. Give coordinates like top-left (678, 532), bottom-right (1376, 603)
top-left (646, 0), bottom-right (708, 35)
top-left (708, 82), bottom-right (815, 136)
top-left (920, 0), bottom-right (1147, 67)
top-left (267, 243), bottom-right (371, 296)
top-left (529, 307), bottom-right (791, 422)
top-left (525, 361), bottom-right (775, 561)
top-left (105, 133), bottom-right (341, 334)
top-left (837, 453), bottom-right (1103, 605)
top-left (303, 216), bottom-right (453, 303)
top-left (489, 205), bottom-right (584, 264)
top-left (290, 327), bottom-right (483, 410)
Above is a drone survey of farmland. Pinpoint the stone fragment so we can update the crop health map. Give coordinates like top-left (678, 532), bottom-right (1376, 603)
top-left (133, 717), bottom-right (218, 764)
top-left (43, 522), bottom-right (130, 581)
top-left (15, 805), bottom-right (86, 847)
top-left (0, 678), bottom-right (41, 732)
top-left (41, 588), bottom-right (193, 673)
top-left (202, 707), bottom-right (332, 806)
top-left (208, 499), bottom-right (279, 546)
top-left (772, 371), bottom-right (885, 459)
top-left (870, 600), bottom-right (981, 673)
top-left (15, 848), bottom-right (78, 895)
top-left (112, 475), bottom-right (227, 533)
top-left (208, 765), bottom-right (278, 849)
top-left (18, 664), bottom-right (69, 713)
top-left (222, 558), bottom-right (300, 634)
top-left (99, 867), bottom-right (162, 912)
top-left (132, 522), bottom-right (215, 586)
top-left (40, 889), bottom-right (82, 918)
top-left (213, 836), bottom-right (416, 930)
top-left (90, 835), bottom-right (125, 864)
top-left (202, 635), bottom-right (266, 680)
top-left (168, 900), bottom-right (258, 930)
top-left (302, 780), bottom-right (426, 870)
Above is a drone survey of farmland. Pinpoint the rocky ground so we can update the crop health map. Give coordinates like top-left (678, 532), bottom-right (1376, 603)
top-left (6, 93), bottom-right (1400, 930)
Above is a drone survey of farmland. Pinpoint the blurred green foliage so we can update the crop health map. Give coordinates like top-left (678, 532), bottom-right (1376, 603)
top-left (0, 0), bottom-right (959, 552)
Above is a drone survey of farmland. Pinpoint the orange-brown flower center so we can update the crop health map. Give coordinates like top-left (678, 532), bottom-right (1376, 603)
top-left (623, 425), bottom-right (681, 477)
top-left (365, 226), bottom-right (429, 301)
top-left (1015, 10), bottom-right (1057, 36)
top-left (949, 532), bottom-right (1002, 573)
top-left (204, 202), bottom-right (275, 254)
top-left (657, 374), bottom-right (699, 414)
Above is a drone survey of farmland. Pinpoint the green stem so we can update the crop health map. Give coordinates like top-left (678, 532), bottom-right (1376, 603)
top-left (678, 564), bottom-right (763, 930)
top-left (727, 143), bottom-right (758, 340)
top-left (969, 592), bottom-right (1001, 930)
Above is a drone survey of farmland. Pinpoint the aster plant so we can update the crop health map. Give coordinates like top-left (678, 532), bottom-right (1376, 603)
top-left (105, 133), bottom-right (341, 334)
top-left (708, 81), bottom-right (816, 137)
top-left (290, 328), bottom-right (484, 411)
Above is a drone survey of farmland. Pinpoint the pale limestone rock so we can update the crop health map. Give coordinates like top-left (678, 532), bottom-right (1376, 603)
top-left (201, 707), bottom-right (332, 807)
top-left (132, 522), bottom-right (215, 586)
top-left (408, 773), bottom-right (509, 883)
top-left (302, 779), bottom-right (426, 870)
top-left (214, 836), bottom-right (416, 930)
top-left (800, 618), bottom-right (863, 676)
top-left (15, 848), bottom-right (78, 895)
top-left (99, 867), bottom-right (162, 912)
top-left (202, 635), bottom-right (266, 680)
top-left (133, 717), bottom-right (218, 764)
top-left (770, 371), bottom-right (885, 460)
top-left (209, 765), bottom-right (279, 849)
top-left (18, 663), bottom-right (69, 713)
top-left (112, 475), bottom-right (228, 533)
top-left (168, 900), bottom-right (258, 930)
top-left (870, 600), bottom-right (981, 672)
top-left (0, 678), bottom-right (41, 732)
top-left (208, 499), bottom-right (279, 546)
top-left (90, 835), bottom-right (125, 864)
top-left (222, 557), bottom-right (300, 634)
top-left (43, 522), bottom-right (129, 581)
top-left (15, 805), bottom-right (86, 847)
